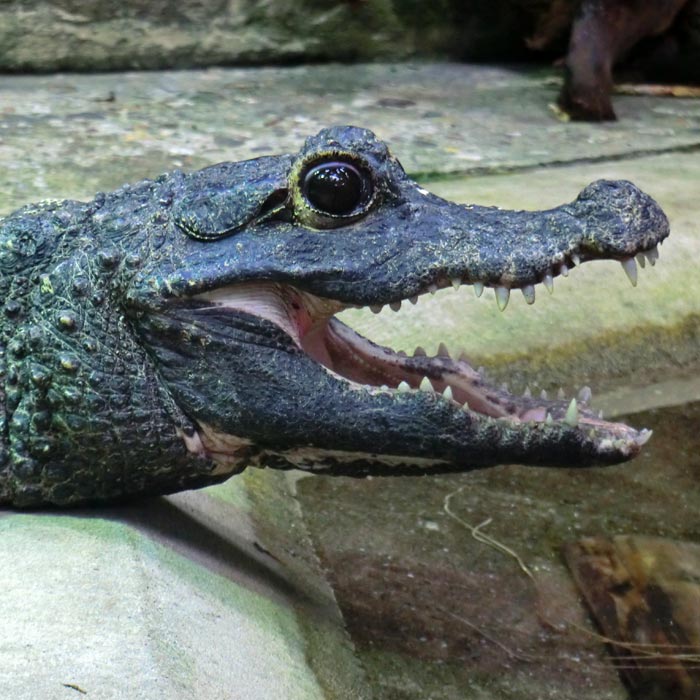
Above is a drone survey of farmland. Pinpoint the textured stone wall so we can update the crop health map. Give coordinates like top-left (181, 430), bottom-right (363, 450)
top-left (0, 0), bottom-right (478, 72)
top-left (2, 1), bottom-right (700, 74)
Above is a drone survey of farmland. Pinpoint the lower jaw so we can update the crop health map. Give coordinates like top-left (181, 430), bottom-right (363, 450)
top-left (298, 315), bottom-right (647, 449)
top-left (303, 316), bottom-right (562, 420)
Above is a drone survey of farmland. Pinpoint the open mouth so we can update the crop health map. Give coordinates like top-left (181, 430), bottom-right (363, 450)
top-left (196, 244), bottom-right (659, 452)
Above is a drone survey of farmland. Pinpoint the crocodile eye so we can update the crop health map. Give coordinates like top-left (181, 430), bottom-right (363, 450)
top-left (302, 161), bottom-right (371, 216)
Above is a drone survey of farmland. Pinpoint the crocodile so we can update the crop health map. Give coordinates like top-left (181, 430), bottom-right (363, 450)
top-left (0, 126), bottom-right (669, 507)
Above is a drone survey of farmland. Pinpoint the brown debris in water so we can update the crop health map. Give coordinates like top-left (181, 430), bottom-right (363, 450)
top-left (565, 535), bottom-right (700, 699)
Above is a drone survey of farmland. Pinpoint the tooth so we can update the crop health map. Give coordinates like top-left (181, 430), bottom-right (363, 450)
top-left (560, 263), bottom-right (569, 277)
top-left (419, 376), bottom-right (435, 393)
top-left (437, 342), bottom-right (451, 358)
top-left (413, 346), bottom-right (426, 357)
top-left (397, 350), bottom-right (407, 357)
top-left (545, 412), bottom-right (553, 425)
top-left (442, 386), bottom-right (453, 401)
top-left (451, 277), bottom-right (461, 290)
top-left (458, 351), bottom-right (469, 363)
top-left (521, 285), bottom-right (536, 305)
top-left (645, 246), bottom-right (659, 266)
top-left (635, 253), bottom-right (646, 269)
top-left (409, 295), bottom-right (418, 305)
top-left (543, 272), bottom-right (554, 294)
top-left (598, 409), bottom-right (604, 419)
top-left (380, 384), bottom-right (389, 391)
top-left (397, 380), bottom-right (411, 393)
top-left (461, 401), bottom-right (470, 411)
top-left (578, 386), bottom-right (592, 403)
top-left (500, 382), bottom-right (509, 393)
top-left (588, 429), bottom-right (596, 440)
top-left (636, 428), bottom-right (653, 446)
top-left (428, 283), bottom-right (438, 294)
top-left (572, 254), bottom-right (581, 266)
top-left (540, 389), bottom-right (548, 400)
top-left (557, 388), bottom-right (565, 400)
top-left (370, 304), bottom-right (383, 314)
top-left (564, 398), bottom-right (579, 427)
top-left (621, 258), bottom-right (638, 287)
top-left (495, 286), bottom-right (510, 311)
top-left (523, 386), bottom-right (531, 398)
top-left (473, 282), bottom-right (484, 298)
top-left (389, 300), bottom-right (402, 312)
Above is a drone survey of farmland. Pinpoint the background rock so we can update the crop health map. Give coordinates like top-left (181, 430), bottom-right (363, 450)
top-left (0, 0), bottom-right (459, 72)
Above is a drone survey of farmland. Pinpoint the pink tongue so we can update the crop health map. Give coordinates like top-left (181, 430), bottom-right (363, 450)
top-left (521, 407), bottom-right (547, 422)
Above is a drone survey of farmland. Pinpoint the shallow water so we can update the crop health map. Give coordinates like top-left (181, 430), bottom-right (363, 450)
top-left (297, 394), bottom-right (700, 699)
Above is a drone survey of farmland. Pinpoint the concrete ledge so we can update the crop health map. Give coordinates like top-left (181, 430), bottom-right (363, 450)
top-left (2, 64), bottom-right (700, 215)
top-left (0, 473), bottom-right (370, 699)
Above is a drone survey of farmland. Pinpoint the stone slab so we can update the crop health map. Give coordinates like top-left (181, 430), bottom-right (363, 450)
top-left (0, 473), bottom-right (370, 700)
top-left (2, 64), bottom-right (700, 214)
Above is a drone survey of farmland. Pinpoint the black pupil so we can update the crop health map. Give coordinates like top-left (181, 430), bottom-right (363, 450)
top-left (302, 162), bottom-right (366, 216)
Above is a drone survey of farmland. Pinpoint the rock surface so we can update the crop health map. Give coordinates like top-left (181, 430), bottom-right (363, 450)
top-left (0, 473), bottom-right (371, 700)
top-left (0, 0), bottom-right (462, 72)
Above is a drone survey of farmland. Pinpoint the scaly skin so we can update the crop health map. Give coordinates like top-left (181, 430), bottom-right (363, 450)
top-left (0, 126), bottom-right (669, 506)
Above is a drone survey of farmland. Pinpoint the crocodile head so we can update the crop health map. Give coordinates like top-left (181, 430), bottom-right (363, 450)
top-left (129, 126), bottom-right (667, 477)
top-left (0, 126), bottom-right (669, 505)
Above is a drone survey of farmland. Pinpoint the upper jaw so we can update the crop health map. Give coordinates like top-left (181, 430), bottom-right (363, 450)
top-left (288, 178), bottom-right (669, 311)
top-left (360, 240), bottom-right (661, 314)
